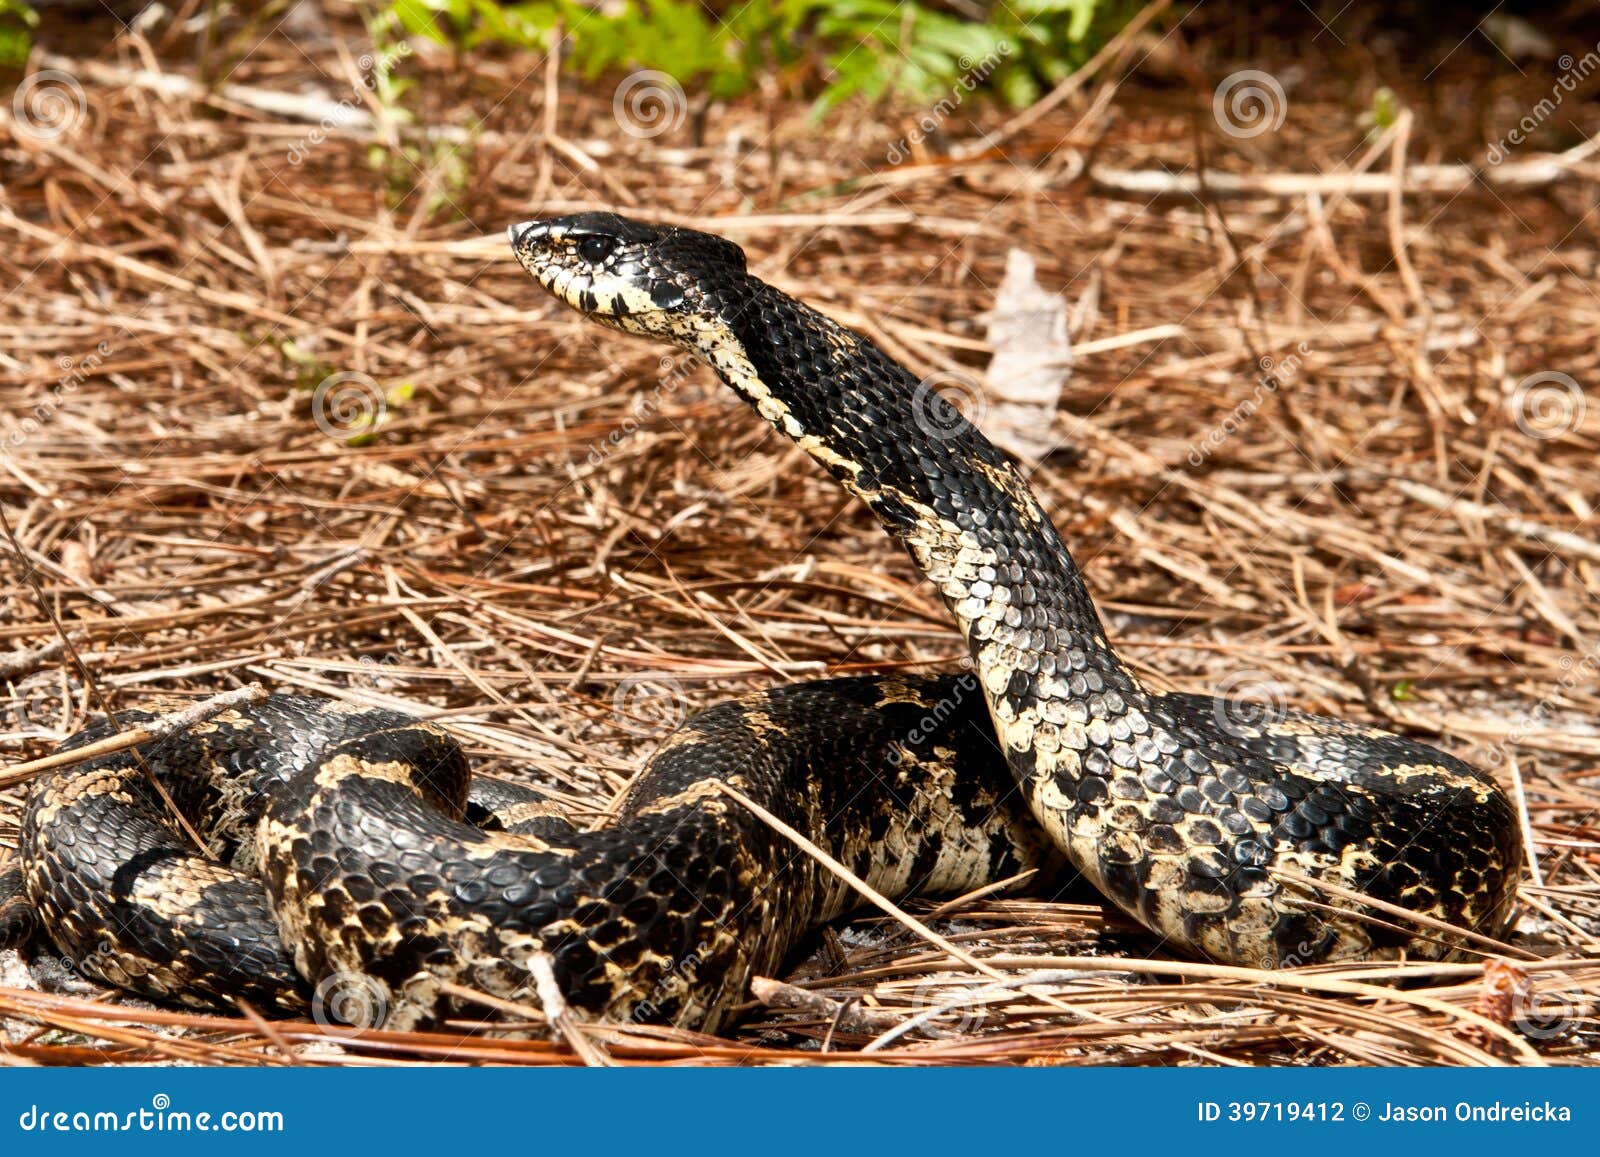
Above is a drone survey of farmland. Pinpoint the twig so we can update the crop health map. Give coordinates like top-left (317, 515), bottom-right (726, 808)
top-left (715, 782), bottom-right (1013, 985)
top-left (1395, 479), bottom-right (1600, 562)
top-left (527, 952), bottom-right (613, 1067)
top-left (1506, 756), bottom-right (1544, 889)
top-left (715, 782), bottom-right (1084, 1022)
top-left (0, 685), bottom-right (269, 789)
top-left (37, 51), bottom-right (374, 130)
top-left (973, 955), bottom-right (1540, 1064)
top-left (0, 639), bottom-right (65, 680)
top-left (748, 976), bottom-right (903, 1035)
top-left (1090, 138), bottom-right (1600, 198)
top-left (859, 969), bottom-right (1089, 1052)
top-left (1386, 110), bottom-right (1430, 321)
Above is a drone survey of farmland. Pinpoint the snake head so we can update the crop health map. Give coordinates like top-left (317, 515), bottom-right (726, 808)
top-left (508, 212), bottom-right (748, 344)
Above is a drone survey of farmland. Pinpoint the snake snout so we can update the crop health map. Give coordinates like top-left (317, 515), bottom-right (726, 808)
top-left (506, 220), bottom-right (545, 247)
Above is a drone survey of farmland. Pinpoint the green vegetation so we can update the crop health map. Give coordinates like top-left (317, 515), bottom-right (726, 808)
top-left (1360, 85), bottom-right (1401, 140)
top-left (386, 0), bottom-right (1123, 113)
top-left (0, 0), bottom-right (37, 72)
top-left (364, 9), bottom-right (474, 217)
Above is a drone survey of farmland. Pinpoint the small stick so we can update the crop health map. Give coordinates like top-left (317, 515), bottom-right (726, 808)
top-left (1506, 756), bottom-right (1544, 889)
top-left (1089, 137), bottom-right (1600, 198)
top-left (527, 952), bottom-right (614, 1067)
top-left (434, 980), bottom-right (546, 1025)
top-left (0, 639), bottom-right (66, 680)
top-left (748, 976), bottom-right (903, 1035)
top-left (715, 782), bottom-right (1081, 1022)
top-left (1386, 110), bottom-right (1430, 321)
top-left (1397, 480), bottom-right (1600, 562)
top-left (715, 782), bottom-right (1011, 984)
top-left (229, 998), bottom-right (298, 1064)
top-left (0, 684), bottom-right (269, 790)
top-left (973, 954), bottom-right (1537, 1064)
top-left (922, 868), bottom-right (1038, 921)
top-left (860, 970), bottom-right (1094, 1053)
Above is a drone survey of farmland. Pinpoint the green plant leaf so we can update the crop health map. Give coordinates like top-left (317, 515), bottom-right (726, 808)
top-left (371, 0), bottom-right (1125, 118)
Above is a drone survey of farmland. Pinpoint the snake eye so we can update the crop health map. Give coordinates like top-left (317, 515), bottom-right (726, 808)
top-left (576, 235), bottom-right (616, 264)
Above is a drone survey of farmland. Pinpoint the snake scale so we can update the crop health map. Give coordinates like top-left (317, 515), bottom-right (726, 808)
top-left (0, 214), bottom-right (1521, 1034)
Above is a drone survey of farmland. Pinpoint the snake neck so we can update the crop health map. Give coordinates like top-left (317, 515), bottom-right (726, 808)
top-left (691, 276), bottom-right (1147, 781)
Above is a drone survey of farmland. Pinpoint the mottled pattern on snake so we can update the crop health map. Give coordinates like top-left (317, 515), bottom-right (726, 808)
top-left (3, 680), bottom-right (1053, 1030)
top-left (0, 213), bottom-right (1520, 1031)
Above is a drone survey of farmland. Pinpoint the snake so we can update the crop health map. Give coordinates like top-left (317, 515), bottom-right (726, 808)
top-left (0, 213), bottom-right (1522, 1034)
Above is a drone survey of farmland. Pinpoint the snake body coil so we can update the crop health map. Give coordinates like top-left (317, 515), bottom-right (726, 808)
top-left (0, 214), bottom-right (1521, 1032)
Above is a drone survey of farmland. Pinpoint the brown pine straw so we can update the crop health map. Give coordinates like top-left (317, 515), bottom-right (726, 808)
top-left (4, 9), bottom-right (1600, 1065)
